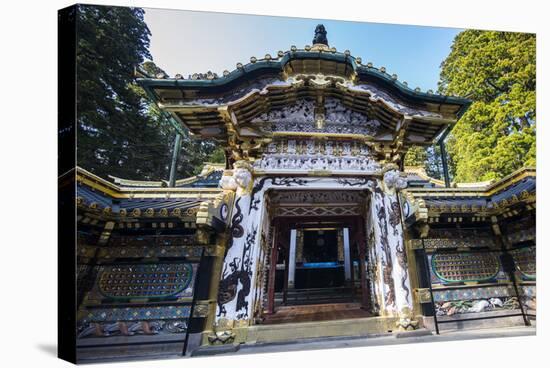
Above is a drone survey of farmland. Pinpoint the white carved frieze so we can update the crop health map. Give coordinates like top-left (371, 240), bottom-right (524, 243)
top-left (254, 154), bottom-right (381, 173)
top-left (252, 99), bottom-right (315, 124)
top-left (252, 97), bottom-right (381, 136)
top-left (263, 139), bottom-right (373, 157)
top-left (324, 98), bottom-right (371, 125)
top-left (287, 140), bottom-right (297, 154)
top-left (254, 138), bottom-right (381, 174)
top-left (270, 190), bottom-right (367, 205)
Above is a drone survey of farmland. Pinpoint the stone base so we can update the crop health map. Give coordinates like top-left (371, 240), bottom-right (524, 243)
top-left (422, 310), bottom-right (530, 332)
top-left (191, 343), bottom-right (240, 357)
top-left (240, 316), bottom-right (399, 344)
top-left (76, 334), bottom-right (186, 363)
top-left (394, 328), bottom-right (432, 339)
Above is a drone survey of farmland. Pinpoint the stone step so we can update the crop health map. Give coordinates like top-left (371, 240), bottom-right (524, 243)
top-left (283, 286), bottom-right (354, 294)
top-left (246, 316), bottom-right (399, 344)
top-left (275, 286), bottom-right (357, 305)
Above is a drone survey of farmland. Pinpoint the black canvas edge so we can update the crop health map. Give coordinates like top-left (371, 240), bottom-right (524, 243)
top-left (58, 4), bottom-right (78, 364)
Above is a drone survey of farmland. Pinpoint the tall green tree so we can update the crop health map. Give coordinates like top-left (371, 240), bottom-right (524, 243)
top-left (404, 146), bottom-right (445, 180)
top-left (76, 5), bottom-right (222, 181)
top-left (439, 30), bottom-right (536, 182)
top-left (404, 146), bottom-right (427, 167)
top-left (139, 62), bottom-right (223, 179)
top-left (76, 5), bottom-right (160, 180)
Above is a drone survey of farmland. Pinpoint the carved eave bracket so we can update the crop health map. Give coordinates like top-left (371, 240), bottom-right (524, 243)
top-left (401, 191), bottom-right (428, 229)
top-left (219, 105), bottom-right (275, 162)
top-left (196, 191), bottom-right (235, 234)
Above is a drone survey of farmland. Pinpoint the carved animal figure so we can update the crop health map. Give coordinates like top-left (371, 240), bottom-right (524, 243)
top-left (165, 320), bottom-right (187, 333)
top-left (230, 198), bottom-right (244, 238)
top-left (469, 300), bottom-right (490, 313)
top-left (382, 261), bottom-right (396, 307)
top-left (234, 228), bottom-right (257, 317)
top-left (235, 270), bottom-right (251, 316)
top-left (389, 201), bottom-right (402, 235)
top-left (217, 258), bottom-right (240, 316)
top-left (77, 323), bottom-right (99, 339)
top-left (395, 241), bottom-right (410, 303)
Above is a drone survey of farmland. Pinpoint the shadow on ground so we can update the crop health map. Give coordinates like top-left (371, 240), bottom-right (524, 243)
top-left (36, 344), bottom-right (57, 357)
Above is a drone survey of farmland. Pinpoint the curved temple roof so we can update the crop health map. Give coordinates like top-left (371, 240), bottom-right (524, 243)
top-left (136, 26), bottom-right (471, 153)
top-left (404, 167), bottom-right (536, 223)
top-left (108, 163), bottom-right (224, 188)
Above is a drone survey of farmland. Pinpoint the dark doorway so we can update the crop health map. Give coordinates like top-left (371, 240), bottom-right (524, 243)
top-left (264, 213), bottom-right (372, 322)
top-left (303, 229), bottom-right (338, 263)
top-left (297, 229), bottom-right (344, 289)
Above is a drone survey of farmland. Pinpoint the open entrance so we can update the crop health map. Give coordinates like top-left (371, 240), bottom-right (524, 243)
top-left (299, 228), bottom-right (342, 289)
top-left (261, 190), bottom-right (373, 324)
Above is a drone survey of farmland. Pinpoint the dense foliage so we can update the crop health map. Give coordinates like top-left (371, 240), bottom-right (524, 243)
top-left (438, 30), bottom-right (536, 182)
top-left (76, 5), bottom-right (221, 181)
top-left (404, 146), bottom-right (444, 179)
top-left (405, 30), bottom-right (535, 183)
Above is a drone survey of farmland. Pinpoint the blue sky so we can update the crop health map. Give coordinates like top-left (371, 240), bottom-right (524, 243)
top-left (144, 8), bottom-right (462, 92)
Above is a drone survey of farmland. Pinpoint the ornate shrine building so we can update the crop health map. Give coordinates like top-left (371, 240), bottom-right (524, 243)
top-left (74, 26), bottom-right (536, 361)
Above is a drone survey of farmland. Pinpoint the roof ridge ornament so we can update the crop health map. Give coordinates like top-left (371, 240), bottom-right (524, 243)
top-left (312, 24), bottom-right (329, 47)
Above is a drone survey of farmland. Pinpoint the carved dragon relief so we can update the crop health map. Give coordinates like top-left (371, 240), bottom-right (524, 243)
top-left (216, 226), bottom-right (256, 319)
top-left (372, 173), bottom-right (410, 313)
top-left (375, 189), bottom-right (396, 309)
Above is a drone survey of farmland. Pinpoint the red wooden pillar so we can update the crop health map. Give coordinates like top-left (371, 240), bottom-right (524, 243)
top-left (266, 220), bottom-right (280, 315)
top-left (355, 217), bottom-right (370, 310)
top-left (282, 244), bottom-right (290, 305)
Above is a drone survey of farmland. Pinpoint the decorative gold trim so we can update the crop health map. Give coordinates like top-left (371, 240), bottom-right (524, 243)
top-left (272, 131), bottom-right (375, 140)
top-left (76, 167), bottom-right (224, 199)
top-left (407, 167), bottom-right (535, 197)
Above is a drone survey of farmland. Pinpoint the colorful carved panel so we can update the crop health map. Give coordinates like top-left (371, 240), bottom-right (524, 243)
top-left (431, 285), bottom-right (516, 303)
top-left (77, 306), bottom-right (190, 338)
top-left (507, 228), bottom-right (535, 244)
top-left (431, 252), bottom-right (500, 283)
top-left (409, 237), bottom-right (495, 250)
top-left (108, 234), bottom-right (196, 247)
top-left (80, 305), bottom-right (191, 323)
top-left (77, 319), bottom-right (188, 338)
top-left (428, 228), bottom-right (493, 238)
top-left (520, 285), bottom-right (536, 297)
top-left (96, 245), bottom-right (204, 260)
top-left (97, 263), bottom-right (196, 299)
top-left (511, 247), bottom-right (536, 279)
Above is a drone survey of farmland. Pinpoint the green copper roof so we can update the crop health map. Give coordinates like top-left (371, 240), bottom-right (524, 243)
top-left (137, 48), bottom-right (471, 116)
